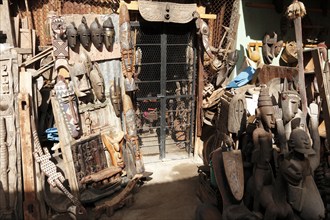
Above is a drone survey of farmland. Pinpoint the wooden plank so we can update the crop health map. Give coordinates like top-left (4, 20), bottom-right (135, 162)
top-left (258, 64), bottom-right (299, 85)
top-left (32, 29), bottom-right (36, 57)
top-left (14, 15), bottom-right (20, 47)
top-left (12, 48), bottom-right (33, 54)
top-left (312, 48), bottom-right (330, 144)
top-left (20, 28), bottom-right (32, 51)
top-left (18, 70), bottom-right (41, 219)
top-left (120, 0), bottom-right (216, 19)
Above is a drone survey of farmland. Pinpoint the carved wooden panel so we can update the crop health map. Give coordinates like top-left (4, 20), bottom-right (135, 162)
top-left (71, 135), bottom-right (108, 190)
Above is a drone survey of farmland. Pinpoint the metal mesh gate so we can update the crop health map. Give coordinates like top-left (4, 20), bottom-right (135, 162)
top-left (133, 20), bottom-right (196, 160)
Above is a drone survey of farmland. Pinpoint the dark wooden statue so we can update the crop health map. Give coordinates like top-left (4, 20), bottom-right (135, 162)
top-left (249, 86), bottom-right (295, 220)
top-left (279, 103), bottom-right (325, 220)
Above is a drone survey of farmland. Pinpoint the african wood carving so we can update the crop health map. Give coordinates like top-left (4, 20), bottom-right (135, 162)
top-left (119, 4), bottom-right (135, 92)
top-left (138, 1), bottom-right (196, 24)
top-left (90, 18), bottom-right (103, 50)
top-left (0, 54), bottom-right (20, 219)
top-left (77, 16), bottom-right (91, 50)
top-left (280, 103), bottom-right (324, 219)
top-left (54, 75), bottom-right (80, 138)
top-left (103, 17), bottom-right (115, 51)
top-left (123, 94), bottom-right (145, 174)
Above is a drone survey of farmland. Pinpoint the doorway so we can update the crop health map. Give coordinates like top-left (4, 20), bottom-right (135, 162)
top-left (132, 20), bottom-right (196, 161)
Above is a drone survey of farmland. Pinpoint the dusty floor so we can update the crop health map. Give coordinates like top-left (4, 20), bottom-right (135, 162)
top-left (107, 157), bottom-right (203, 220)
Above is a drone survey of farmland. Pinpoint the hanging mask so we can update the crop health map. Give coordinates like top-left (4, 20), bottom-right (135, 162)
top-left (77, 16), bottom-right (91, 49)
top-left (89, 63), bottom-right (105, 102)
top-left (54, 75), bottom-right (80, 138)
top-left (228, 93), bottom-right (247, 135)
top-left (103, 17), bottom-right (115, 51)
top-left (110, 78), bottom-right (122, 117)
top-left (66, 22), bottom-right (78, 48)
top-left (90, 18), bottom-right (103, 49)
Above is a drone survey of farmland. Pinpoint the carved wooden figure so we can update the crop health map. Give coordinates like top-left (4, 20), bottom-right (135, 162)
top-left (101, 130), bottom-right (125, 169)
top-left (120, 4), bottom-right (135, 92)
top-left (123, 94), bottom-right (145, 174)
top-left (249, 86), bottom-right (295, 220)
top-left (280, 103), bottom-right (325, 220)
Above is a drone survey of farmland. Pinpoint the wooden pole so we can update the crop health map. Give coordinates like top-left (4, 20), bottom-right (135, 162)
top-left (24, 0), bottom-right (34, 30)
top-left (288, 0), bottom-right (308, 119)
top-left (294, 17), bottom-right (308, 118)
top-left (196, 42), bottom-right (204, 137)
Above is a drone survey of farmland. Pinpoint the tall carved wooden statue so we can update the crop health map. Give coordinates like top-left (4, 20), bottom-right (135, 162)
top-left (123, 94), bottom-right (145, 176)
top-left (119, 3), bottom-right (135, 93)
top-left (249, 86), bottom-right (294, 220)
top-left (280, 103), bottom-right (325, 220)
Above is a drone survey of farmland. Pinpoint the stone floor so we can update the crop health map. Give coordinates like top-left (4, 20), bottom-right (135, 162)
top-left (106, 157), bottom-right (203, 220)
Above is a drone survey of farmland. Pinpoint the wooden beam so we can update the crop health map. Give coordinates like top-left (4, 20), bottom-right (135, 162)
top-left (120, 1), bottom-right (216, 19)
top-left (18, 71), bottom-right (41, 220)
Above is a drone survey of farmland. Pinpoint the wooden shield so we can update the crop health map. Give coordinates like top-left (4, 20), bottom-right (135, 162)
top-left (222, 150), bottom-right (244, 201)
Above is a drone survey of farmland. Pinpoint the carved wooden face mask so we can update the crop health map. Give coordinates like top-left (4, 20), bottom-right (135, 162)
top-left (228, 94), bottom-right (247, 134)
top-left (259, 106), bottom-right (275, 129)
top-left (110, 79), bottom-right (122, 117)
top-left (90, 18), bottom-right (103, 49)
top-left (280, 79), bottom-right (300, 124)
top-left (281, 93), bottom-right (300, 124)
top-left (122, 49), bottom-right (133, 73)
top-left (66, 22), bottom-right (78, 48)
top-left (54, 76), bottom-right (80, 138)
top-left (89, 64), bottom-right (105, 102)
top-left (77, 16), bottom-right (91, 49)
top-left (103, 17), bottom-right (115, 50)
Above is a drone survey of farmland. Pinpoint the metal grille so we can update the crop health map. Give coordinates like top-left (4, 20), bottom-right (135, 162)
top-left (209, 0), bottom-right (240, 49)
top-left (133, 20), bottom-right (196, 160)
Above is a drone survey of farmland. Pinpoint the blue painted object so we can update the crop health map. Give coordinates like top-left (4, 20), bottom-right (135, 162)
top-left (45, 128), bottom-right (59, 141)
top-left (226, 66), bottom-right (256, 89)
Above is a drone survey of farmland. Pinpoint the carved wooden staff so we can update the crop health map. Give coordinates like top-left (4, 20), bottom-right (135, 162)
top-left (287, 0), bottom-right (308, 118)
